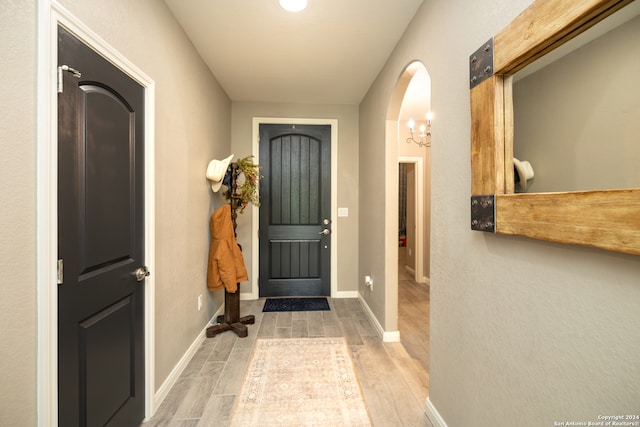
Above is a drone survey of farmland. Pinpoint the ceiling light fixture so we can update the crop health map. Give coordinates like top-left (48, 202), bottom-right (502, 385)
top-left (279, 0), bottom-right (308, 12)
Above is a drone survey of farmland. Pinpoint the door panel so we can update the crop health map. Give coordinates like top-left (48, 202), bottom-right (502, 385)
top-left (58, 26), bottom-right (145, 427)
top-left (80, 296), bottom-right (135, 427)
top-left (81, 85), bottom-right (134, 274)
top-left (259, 124), bottom-right (331, 297)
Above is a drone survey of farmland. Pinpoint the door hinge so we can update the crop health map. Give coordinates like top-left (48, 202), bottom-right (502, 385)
top-left (57, 65), bottom-right (82, 93)
top-left (57, 259), bottom-right (64, 285)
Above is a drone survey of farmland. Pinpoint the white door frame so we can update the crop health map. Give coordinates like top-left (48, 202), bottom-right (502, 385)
top-left (398, 156), bottom-right (425, 283)
top-left (251, 118), bottom-right (340, 298)
top-left (36, 2), bottom-right (156, 424)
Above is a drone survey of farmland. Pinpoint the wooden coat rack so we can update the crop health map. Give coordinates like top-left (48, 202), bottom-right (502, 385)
top-left (206, 163), bottom-right (255, 338)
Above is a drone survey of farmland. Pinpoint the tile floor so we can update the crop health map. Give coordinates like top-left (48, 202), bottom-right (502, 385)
top-left (144, 281), bottom-right (431, 426)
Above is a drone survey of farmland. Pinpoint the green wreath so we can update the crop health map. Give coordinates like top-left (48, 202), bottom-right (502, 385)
top-left (223, 156), bottom-right (263, 213)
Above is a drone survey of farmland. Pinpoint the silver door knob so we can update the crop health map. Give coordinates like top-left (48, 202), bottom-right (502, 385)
top-left (318, 229), bottom-right (331, 235)
top-left (135, 266), bottom-right (150, 282)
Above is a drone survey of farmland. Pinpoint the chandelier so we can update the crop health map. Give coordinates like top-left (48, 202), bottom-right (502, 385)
top-left (406, 112), bottom-right (432, 147)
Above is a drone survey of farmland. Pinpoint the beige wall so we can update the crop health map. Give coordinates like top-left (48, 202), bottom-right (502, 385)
top-left (5, 0), bottom-right (640, 425)
top-left (230, 102), bottom-right (360, 294)
top-left (0, 2), bottom-right (37, 426)
top-left (406, 163), bottom-right (416, 271)
top-left (56, 0), bottom-right (233, 394)
top-left (0, 1), bottom-right (232, 424)
top-left (514, 13), bottom-right (640, 192)
top-left (360, 0), bottom-right (640, 425)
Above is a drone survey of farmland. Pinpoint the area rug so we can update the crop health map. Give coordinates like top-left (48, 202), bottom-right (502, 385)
top-left (262, 297), bottom-right (330, 312)
top-left (228, 337), bottom-right (372, 426)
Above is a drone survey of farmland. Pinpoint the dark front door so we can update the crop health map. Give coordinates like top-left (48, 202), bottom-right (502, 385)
top-left (259, 124), bottom-right (332, 297)
top-left (57, 26), bottom-right (145, 427)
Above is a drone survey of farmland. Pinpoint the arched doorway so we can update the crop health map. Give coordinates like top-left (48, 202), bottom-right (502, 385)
top-left (386, 61), bottom-right (431, 375)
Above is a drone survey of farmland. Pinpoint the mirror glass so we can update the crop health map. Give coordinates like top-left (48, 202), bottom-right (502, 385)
top-left (512, 1), bottom-right (640, 193)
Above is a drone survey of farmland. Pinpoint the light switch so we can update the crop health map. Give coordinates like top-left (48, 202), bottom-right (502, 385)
top-left (338, 207), bottom-right (349, 217)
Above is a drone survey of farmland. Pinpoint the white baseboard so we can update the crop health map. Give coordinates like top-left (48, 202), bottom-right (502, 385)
top-left (425, 397), bottom-right (448, 427)
top-left (152, 305), bottom-right (224, 413)
top-left (404, 265), bottom-right (430, 286)
top-left (238, 290), bottom-right (359, 300)
top-left (383, 330), bottom-right (401, 342)
top-left (357, 295), bottom-right (383, 338)
top-left (357, 295), bottom-right (400, 342)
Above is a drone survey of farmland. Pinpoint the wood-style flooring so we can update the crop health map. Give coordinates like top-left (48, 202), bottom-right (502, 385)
top-left (144, 279), bottom-right (431, 426)
top-left (398, 247), bottom-right (430, 373)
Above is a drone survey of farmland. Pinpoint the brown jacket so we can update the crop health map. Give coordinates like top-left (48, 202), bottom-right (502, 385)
top-left (207, 204), bottom-right (248, 293)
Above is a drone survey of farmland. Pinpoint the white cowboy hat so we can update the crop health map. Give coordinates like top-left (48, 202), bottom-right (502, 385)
top-left (206, 154), bottom-right (234, 192)
top-left (513, 157), bottom-right (534, 191)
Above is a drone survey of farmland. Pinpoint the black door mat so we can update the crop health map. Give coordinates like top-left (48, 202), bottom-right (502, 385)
top-left (262, 297), bottom-right (330, 312)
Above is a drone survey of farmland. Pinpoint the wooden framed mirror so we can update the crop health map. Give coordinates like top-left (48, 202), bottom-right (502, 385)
top-left (469, 0), bottom-right (640, 256)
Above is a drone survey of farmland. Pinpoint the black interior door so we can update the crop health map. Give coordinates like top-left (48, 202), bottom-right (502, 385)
top-left (259, 124), bottom-right (331, 297)
top-left (57, 26), bottom-right (145, 427)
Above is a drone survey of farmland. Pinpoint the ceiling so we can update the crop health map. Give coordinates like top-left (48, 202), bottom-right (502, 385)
top-left (164, 0), bottom-right (424, 105)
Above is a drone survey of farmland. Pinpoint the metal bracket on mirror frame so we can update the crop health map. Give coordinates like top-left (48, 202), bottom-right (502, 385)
top-left (469, 38), bottom-right (494, 89)
top-left (471, 195), bottom-right (496, 233)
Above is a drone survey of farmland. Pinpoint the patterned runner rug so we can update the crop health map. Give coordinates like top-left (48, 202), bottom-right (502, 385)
top-left (229, 337), bottom-right (372, 426)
